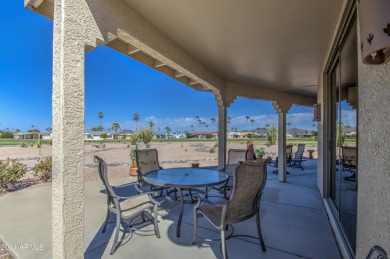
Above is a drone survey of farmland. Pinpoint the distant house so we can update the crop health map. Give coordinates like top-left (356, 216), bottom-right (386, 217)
top-left (14, 133), bottom-right (42, 140)
top-left (84, 131), bottom-right (113, 140)
top-left (113, 130), bottom-right (134, 139)
top-left (292, 132), bottom-right (312, 138)
top-left (192, 131), bottom-right (217, 139)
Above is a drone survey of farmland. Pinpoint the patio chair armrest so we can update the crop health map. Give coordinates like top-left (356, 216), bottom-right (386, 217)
top-left (114, 191), bottom-right (158, 200)
top-left (194, 195), bottom-right (229, 209)
top-left (147, 194), bottom-right (162, 206)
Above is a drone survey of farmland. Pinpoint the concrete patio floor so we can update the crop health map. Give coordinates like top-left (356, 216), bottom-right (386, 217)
top-left (0, 160), bottom-right (341, 259)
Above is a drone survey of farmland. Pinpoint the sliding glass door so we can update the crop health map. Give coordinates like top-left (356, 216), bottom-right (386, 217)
top-left (328, 19), bottom-right (358, 255)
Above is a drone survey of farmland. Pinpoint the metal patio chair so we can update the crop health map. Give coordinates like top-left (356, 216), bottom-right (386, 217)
top-left (94, 155), bottom-right (161, 255)
top-left (341, 146), bottom-right (357, 181)
top-left (290, 144), bottom-right (306, 170)
top-left (216, 149), bottom-right (248, 199)
top-left (270, 144), bottom-right (293, 174)
top-left (136, 149), bottom-right (166, 196)
top-left (193, 159), bottom-right (268, 259)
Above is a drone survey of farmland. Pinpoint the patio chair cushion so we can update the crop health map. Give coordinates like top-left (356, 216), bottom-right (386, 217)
top-left (120, 195), bottom-right (154, 218)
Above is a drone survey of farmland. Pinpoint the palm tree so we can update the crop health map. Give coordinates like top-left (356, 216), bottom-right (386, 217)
top-left (227, 116), bottom-right (232, 126)
top-left (246, 116), bottom-right (251, 129)
top-left (165, 126), bottom-right (171, 135)
top-left (210, 117), bottom-right (216, 130)
top-left (158, 126), bottom-right (161, 133)
top-left (112, 122), bottom-right (120, 132)
top-left (250, 119), bottom-right (255, 129)
top-left (133, 113), bottom-right (140, 132)
top-left (149, 121), bottom-right (155, 129)
top-left (46, 127), bottom-right (52, 134)
top-left (14, 129), bottom-right (21, 134)
top-left (98, 112), bottom-right (104, 126)
top-left (287, 122), bottom-right (292, 128)
top-left (198, 119), bottom-right (202, 130)
top-left (190, 125), bottom-right (194, 132)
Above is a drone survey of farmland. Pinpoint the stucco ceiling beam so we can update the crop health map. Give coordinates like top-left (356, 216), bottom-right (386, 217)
top-left (188, 79), bottom-right (198, 86)
top-left (107, 38), bottom-right (128, 53)
top-left (24, 0), bottom-right (226, 94)
top-left (85, 0), bottom-right (225, 93)
top-left (24, 0), bottom-right (54, 19)
top-left (226, 82), bottom-right (316, 107)
top-left (154, 60), bottom-right (166, 68)
top-left (175, 76), bottom-right (188, 85)
top-left (155, 66), bottom-right (174, 77)
top-left (174, 71), bottom-right (185, 78)
top-left (189, 83), bottom-right (210, 92)
top-left (127, 44), bottom-right (140, 55)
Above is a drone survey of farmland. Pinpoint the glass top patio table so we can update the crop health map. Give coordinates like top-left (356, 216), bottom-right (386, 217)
top-left (143, 168), bottom-right (228, 188)
top-left (143, 168), bottom-right (228, 237)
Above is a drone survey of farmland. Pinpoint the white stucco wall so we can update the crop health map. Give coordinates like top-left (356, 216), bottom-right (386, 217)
top-left (356, 47), bottom-right (390, 258)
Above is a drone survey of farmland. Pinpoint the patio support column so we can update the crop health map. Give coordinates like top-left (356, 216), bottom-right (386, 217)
top-left (277, 112), bottom-right (287, 182)
top-left (217, 105), bottom-right (227, 170)
top-left (51, 0), bottom-right (103, 258)
top-left (272, 101), bottom-right (292, 182)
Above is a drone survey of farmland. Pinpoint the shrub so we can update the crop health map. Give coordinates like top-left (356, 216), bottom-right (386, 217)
top-left (0, 132), bottom-right (13, 139)
top-left (138, 128), bottom-right (153, 145)
top-left (0, 158), bottom-right (27, 192)
top-left (100, 133), bottom-right (108, 139)
top-left (129, 133), bottom-right (139, 145)
top-left (129, 147), bottom-right (137, 168)
top-left (247, 132), bottom-right (254, 139)
top-left (209, 146), bottom-right (216, 153)
top-left (255, 147), bottom-right (266, 158)
top-left (265, 124), bottom-right (277, 145)
top-left (33, 157), bottom-right (52, 182)
top-left (20, 142), bottom-right (27, 148)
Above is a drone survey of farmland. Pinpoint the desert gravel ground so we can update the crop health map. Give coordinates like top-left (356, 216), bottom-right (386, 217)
top-left (0, 141), bottom-right (317, 190)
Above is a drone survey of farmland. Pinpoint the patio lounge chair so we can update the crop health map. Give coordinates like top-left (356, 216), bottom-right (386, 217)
top-left (94, 155), bottom-right (161, 255)
top-left (290, 144), bottom-right (306, 170)
top-left (193, 159), bottom-right (268, 259)
top-left (217, 149), bottom-right (248, 199)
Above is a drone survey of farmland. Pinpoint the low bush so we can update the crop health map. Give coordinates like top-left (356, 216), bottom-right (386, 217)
top-left (20, 142), bottom-right (27, 148)
top-left (0, 158), bottom-right (27, 192)
top-left (255, 147), bottom-right (266, 158)
top-left (0, 132), bottom-right (13, 139)
top-left (33, 157), bottom-right (52, 182)
top-left (138, 128), bottom-right (153, 145)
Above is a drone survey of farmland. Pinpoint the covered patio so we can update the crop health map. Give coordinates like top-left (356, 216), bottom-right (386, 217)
top-left (0, 160), bottom-right (341, 258)
top-left (20, 0), bottom-right (390, 258)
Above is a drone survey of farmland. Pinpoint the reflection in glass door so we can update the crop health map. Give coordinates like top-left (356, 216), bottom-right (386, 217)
top-left (328, 19), bottom-right (358, 254)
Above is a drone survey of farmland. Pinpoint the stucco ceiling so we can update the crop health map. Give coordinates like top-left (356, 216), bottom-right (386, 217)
top-left (122, 0), bottom-right (343, 97)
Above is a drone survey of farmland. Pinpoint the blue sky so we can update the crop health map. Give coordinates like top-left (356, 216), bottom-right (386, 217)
top-left (0, 1), bottom-right (315, 133)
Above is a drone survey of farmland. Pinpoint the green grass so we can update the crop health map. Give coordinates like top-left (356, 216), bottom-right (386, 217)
top-left (1, 137), bottom-right (355, 147)
top-left (0, 139), bottom-right (51, 146)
